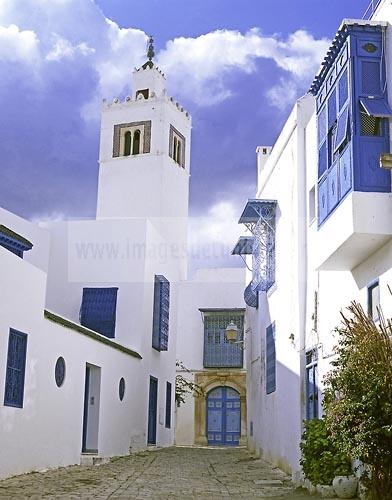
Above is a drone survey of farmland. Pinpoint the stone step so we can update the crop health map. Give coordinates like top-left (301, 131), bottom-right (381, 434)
top-left (80, 454), bottom-right (110, 466)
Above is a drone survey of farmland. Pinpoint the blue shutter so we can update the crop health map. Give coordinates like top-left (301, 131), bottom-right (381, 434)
top-left (80, 287), bottom-right (118, 338)
top-left (339, 145), bottom-right (352, 199)
top-left (266, 323), bottom-right (276, 395)
top-left (338, 68), bottom-right (348, 110)
top-left (318, 141), bottom-right (327, 177)
top-left (361, 60), bottom-right (381, 95)
top-left (327, 89), bottom-right (337, 129)
top-left (165, 381), bottom-right (172, 428)
top-left (327, 162), bottom-right (339, 212)
top-left (318, 177), bottom-right (328, 223)
top-left (4, 329), bottom-right (28, 408)
top-left (318, 106), bottom-right (327, 145)
top-left (203, 313), bottom-right (244, 368)
top-left (334, 106), bottom-right (349, 152)
top-left (152, 275), bottom-right (170, 351)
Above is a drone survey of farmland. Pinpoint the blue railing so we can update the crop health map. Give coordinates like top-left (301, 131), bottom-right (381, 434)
top-left (362, 0), bottom-right (383, 19)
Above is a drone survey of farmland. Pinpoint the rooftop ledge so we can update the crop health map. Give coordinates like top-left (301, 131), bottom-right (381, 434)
top-left (314, 191), bottom-right (392, 271)
top-left (44, 310), bottom-right (142, 360)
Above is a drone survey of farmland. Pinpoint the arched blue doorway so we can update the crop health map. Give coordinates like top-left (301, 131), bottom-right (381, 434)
top-left (206, 386), bottom-right (240, 446)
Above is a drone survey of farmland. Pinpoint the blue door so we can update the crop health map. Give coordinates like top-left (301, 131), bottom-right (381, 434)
top-left (147, 377), bottom-right (158, 444)
top-left (207, 387), bottom-right (241, 446)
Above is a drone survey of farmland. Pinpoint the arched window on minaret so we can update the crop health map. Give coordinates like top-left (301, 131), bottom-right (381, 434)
top-left (173, 136), bottom-right (178, 162)
top-left (133, 130), bottom-right (141, 155)
top-left (176, 139), bottom-right (181, 166)
top-left (124, 131), bottom-right (132, 156)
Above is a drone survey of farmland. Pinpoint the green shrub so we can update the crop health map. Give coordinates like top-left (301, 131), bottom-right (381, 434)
top-left (323, 302), bottom-right (392, 499)
top-left (300, 418), bottom-right (352, 485)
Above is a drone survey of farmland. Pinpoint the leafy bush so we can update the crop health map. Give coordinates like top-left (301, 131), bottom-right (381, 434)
top-left (175, 360), bottom-right (204, 407)
top-left (323, 302), bottom-right (392, 499)
top-left (300, 418), bottom-right (352, 485)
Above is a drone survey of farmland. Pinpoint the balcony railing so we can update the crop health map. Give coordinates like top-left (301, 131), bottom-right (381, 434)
top-left (362, 0), bottom-right (383, 19)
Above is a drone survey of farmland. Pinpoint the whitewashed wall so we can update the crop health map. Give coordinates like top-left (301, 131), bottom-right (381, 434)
top-left (174, 267), bottom-right (245, 446)
top-left (0, 241), bottom-right (146, 480)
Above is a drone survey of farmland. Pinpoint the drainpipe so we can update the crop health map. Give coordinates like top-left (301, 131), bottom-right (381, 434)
top-left (296, 97), bottom-right (310, 479)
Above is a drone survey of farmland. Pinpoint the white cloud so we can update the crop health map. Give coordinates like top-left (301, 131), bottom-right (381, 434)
top-left (157, 28), bottom-right (330, 106)
top-left (31, 211), bottom-right (67, 225)
top-left (95, 19), bottom-right (146, 98)
top-left (0, 24), bottom-right (39, 63)
top-left (0, 1), bottom-right (330, 112)
top-left (189, 200), bottom-right (244, 270)
top-left (46, 34), bottom-right (95, 61)
top-left (266, 78), bottom-right (299, 111)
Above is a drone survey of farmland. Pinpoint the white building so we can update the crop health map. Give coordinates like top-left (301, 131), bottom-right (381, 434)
top-left (242, 0), bottom-right (392, 480)
top-left (0, 44), bottom-right (246, 480)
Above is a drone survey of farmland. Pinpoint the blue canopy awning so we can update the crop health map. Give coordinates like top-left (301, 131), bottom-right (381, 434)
top-left (231, 236), bottom-right (254, 255)
top-left (360, 97), bottom-right (392, 117)
top-left (238, 199), bottom-right (277, 224)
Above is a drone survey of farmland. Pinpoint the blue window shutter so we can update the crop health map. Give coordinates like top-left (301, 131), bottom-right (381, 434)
top-left (361, 60), bottom-right (381, 95)
top-left (338, 68), bottom-right (348, 110)
top-left (4, 329), bottom-right (28, 408)
top-left (334, 106), bottom-right (349, 152)
top-left (80, 288), bottom-right (118, 338)
top-left (327, 89), bottom-right (337, 129)
top-left (165, 381), bottom-right (172, 428)
top-left (318, 141), bottom-right (327, 177)
top-left (266, 323), bottom-right (276, 395)
top-left (152, 275), bottom-right (170, 351)
top-left (203, 313), bottom-right (244, 368)
top-left (318, 106), bottom-right (327, 145)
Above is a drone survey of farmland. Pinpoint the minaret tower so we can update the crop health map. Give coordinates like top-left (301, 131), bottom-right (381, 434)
top-left (96, 37), bottom-right (191, 230)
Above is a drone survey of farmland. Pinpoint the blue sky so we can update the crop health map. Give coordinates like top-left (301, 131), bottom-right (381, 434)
top-left (0, 0), bottom-right (370, 264)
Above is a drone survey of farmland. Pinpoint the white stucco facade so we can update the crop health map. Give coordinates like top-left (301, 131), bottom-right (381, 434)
top-left (0, 57), bottom-right (217, 479)
top-left (244, 5), bottom-right (392, 481)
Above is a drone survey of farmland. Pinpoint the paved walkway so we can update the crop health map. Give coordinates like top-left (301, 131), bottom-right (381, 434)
top-left (0, 446), bottom-right (312, 499)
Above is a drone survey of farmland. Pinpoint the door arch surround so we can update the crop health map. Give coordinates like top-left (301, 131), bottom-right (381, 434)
top-left (194, 372), bottom-right (247, 446)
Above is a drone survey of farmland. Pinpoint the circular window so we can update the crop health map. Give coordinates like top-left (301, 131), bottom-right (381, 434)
top-left (55, 357), bottom-right (66, 387)
top-left (119, 378), bottom-right (126, 401)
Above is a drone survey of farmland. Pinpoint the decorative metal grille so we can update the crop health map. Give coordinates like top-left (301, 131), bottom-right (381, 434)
top-left (250, 206), bottom-right (276, 293)
top-left (203, 312), bottom-right (244, 368)
top-left (55, 357), bottom-right (66, 387)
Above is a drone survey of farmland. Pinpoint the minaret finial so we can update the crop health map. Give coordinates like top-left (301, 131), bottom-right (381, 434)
top-left (147, 36), bottom-right (155, 62)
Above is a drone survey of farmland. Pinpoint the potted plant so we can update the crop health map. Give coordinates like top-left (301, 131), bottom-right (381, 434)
top-left (300, 418), bottom-right (353, 497)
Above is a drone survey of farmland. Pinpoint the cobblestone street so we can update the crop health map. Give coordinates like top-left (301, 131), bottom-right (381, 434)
top-left (0, 446), bottom-right (312, 499)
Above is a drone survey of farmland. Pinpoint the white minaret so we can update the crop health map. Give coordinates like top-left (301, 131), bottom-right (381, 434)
top-left (96, 38), bottom-right (191, 224)
top-left (96, 39), bottom-right (191, 279)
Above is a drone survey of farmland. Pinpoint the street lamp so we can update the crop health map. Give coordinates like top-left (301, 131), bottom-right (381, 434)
top-left (225, 320), bottom-right (239, 343)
